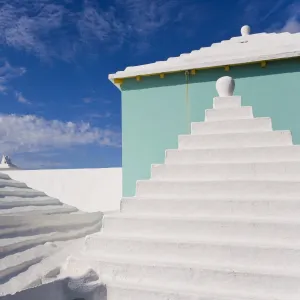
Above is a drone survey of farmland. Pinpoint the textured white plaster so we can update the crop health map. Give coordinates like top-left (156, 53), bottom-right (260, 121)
top-left (2, 168), bottom-right (122, 212)
top-left (7, 77), bottom-right (300, 300)
top-left (0, 173), bottom-right (103, 297)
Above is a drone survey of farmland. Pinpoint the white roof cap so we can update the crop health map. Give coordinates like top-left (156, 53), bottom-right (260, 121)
top-left (109, 26), bottom-right (300, 86)
top-left (241, 25), bottom-right (251, 36)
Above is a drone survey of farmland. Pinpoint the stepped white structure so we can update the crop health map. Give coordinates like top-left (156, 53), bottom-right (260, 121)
top-left (0, 172), bottom-right (103, 296)
top-left (48, 76), bottom-right (300, 299)
top-left (0, 156), bottom-right (18, 170)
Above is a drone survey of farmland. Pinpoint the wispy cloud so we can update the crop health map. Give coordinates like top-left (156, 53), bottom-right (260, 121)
top-left (0, 114), bottom-right (121, 155)
top-left (0, 0), bottom-right (203, 59)
top-left (15, 91), bottom-right (31, 104)
top-left (82, 97), bottom-right (93, 104)
top-left (87, 112), bottom-right (112, 119)
top-left (280, 17), bottom-right (300, 33)
top-left (278, 2), bottom-right (300, 33)
top-left (0, 1), bottom-right (66, 59)
top-left (240, 0), bottom-right (300, 34)
top-left (0, 60), bottom-right (26, 94)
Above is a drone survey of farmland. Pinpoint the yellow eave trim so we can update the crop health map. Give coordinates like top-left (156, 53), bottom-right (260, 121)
top-left (111, 56), bottom-right (298, 83)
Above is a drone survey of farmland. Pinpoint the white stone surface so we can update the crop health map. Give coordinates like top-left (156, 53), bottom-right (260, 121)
top-left (213, 96), bottom-right (241, 109)
top-left (52, 78), bottom-right (300, 300)
top-left (2, 168), bottom-right (122, 212)
top-left (109, 27), bottom-right (300, 84)
top-left (0, 172), bottom-right (103, 297)
top-left (8, 77), bottom-right (300, 299)
top-left (205, 106), bottom-right (253, 121)
top-left (191, 117), bottom-right (272, 134)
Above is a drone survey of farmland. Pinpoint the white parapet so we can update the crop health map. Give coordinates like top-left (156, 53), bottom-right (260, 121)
top-left (2, 168), bottom-right (122, 213)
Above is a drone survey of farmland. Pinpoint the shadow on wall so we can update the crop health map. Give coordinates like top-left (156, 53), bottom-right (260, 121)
top-left (0, 272), bottom-right (107, 300)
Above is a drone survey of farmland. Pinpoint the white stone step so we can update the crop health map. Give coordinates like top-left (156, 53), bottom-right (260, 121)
top-left (178, 131), bottom-right (292, 149)
top-left (0, 179), bottom-right (27, 189)
top-left (0, 197), bottom-right (61, 209)
top-left (120, 197), bottom-right (300, 218)
top-left (151, 161), bottom-right (300, 181)
top-left (103, 214), bottom-right (300, 242)
top-left (1, 239), bottom-right (85, 296)
top-left (136, 179), bottom-right (300, 198)
top-left (0, 205), bottom-right (78, 216)
top-left (213, 96), bottom-right (241, 109)
top-left (64, 258), bottom-right (293, 300)
top-left (0, 220), bottom-right (102, 258)
top-left (103, 277), bottom-right (299, 300)
top-left (0, 244), bottom-right (57, 283)
top-left (191, 117), bottom-right (272, 135)
top-left (0, 173), bottom-right (11, 180)
top-left (0, 212), bottom-right (102, 237)
top-left (74, 254), bottom-right (300, 298)
top-left (165, 146), bottom-right (300, 164)
top-left (0, 189), bottom-right (46, 198)
top-left (205, 106), bottom-right (253, 121)
top-left (85, 233), bottom-right (300, 271)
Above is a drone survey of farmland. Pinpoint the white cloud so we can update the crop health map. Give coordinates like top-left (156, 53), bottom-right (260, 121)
top-left (0, 1), bottom-right (72, 59)
top-left (0, 60), bottom-right (26, 94)
top-left (0, 0), bottom-right (203, 58)
top-left (279, 2), bottom-right (300, 33)
top-left (280, 17), bottom-right (300, 33)
top-left (266, 1), bottom-right (300, 33)
top-left (15, 91), bottom-right (31, 104)
top-left (0, 114), bottom-right (121, 155)
top-left (83, 97), bottom-right (93, 103)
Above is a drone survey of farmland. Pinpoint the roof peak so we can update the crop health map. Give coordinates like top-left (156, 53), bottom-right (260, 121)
top-left (0, 155), bottom-right (18, 169)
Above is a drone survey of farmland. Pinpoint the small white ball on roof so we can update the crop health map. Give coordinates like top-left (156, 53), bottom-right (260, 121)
top-left (241, 25), bottom-right (251, 36)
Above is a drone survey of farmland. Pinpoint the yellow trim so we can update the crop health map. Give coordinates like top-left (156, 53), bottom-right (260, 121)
top-left (136, 76), bottom-right (141, 81)
top-left (261, 61), bottom-right (267, 68)
top-left (224, 65), bottom-right (230, 71)
top-left (112, 56), bottom-right (299, 83)
top-left (160, 73), bottom-right (165, 78)
top-left (114, 78), bottom-right (124, 84)
top-left (191, 69), bottom-right (196, 75)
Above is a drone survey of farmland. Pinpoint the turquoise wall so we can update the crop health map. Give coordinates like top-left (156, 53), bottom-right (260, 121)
top-left (121, 59), bottom-right (300, 197)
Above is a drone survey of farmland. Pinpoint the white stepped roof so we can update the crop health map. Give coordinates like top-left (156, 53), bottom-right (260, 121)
top-left (0, 155), bottom-right (18, 169)
top-left (109, 26), bottom-right (300, 85)
top-left (0, 172), bottom-right (103, 296)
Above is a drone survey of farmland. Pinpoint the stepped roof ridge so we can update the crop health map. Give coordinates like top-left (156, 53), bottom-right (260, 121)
top-left (0, 172), bottom-right (103, 296)
top-left (0, 155), bottom-right (18, 169)
top-left (109, 25), bottom-right (300, 86)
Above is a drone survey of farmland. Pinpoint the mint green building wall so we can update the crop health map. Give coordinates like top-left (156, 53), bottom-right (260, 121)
top-left (121, 59), bottom-right (300, 197)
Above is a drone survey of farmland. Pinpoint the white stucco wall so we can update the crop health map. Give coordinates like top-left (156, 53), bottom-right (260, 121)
top-left (2, 168), bottom-right (122, 212)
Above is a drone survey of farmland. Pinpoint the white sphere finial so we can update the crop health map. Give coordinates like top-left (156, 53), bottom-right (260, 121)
top-left (241, 25), bottom-right (251, 36)
top-left (216, 76), bottom-right (235, 97)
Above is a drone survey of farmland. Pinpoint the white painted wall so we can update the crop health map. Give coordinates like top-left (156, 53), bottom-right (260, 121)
top-left (2, 168), bottom-right (122, 212)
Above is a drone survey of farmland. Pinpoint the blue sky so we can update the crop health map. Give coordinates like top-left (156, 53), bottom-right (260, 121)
top-left (0, 0), bottom-right (299, 169)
